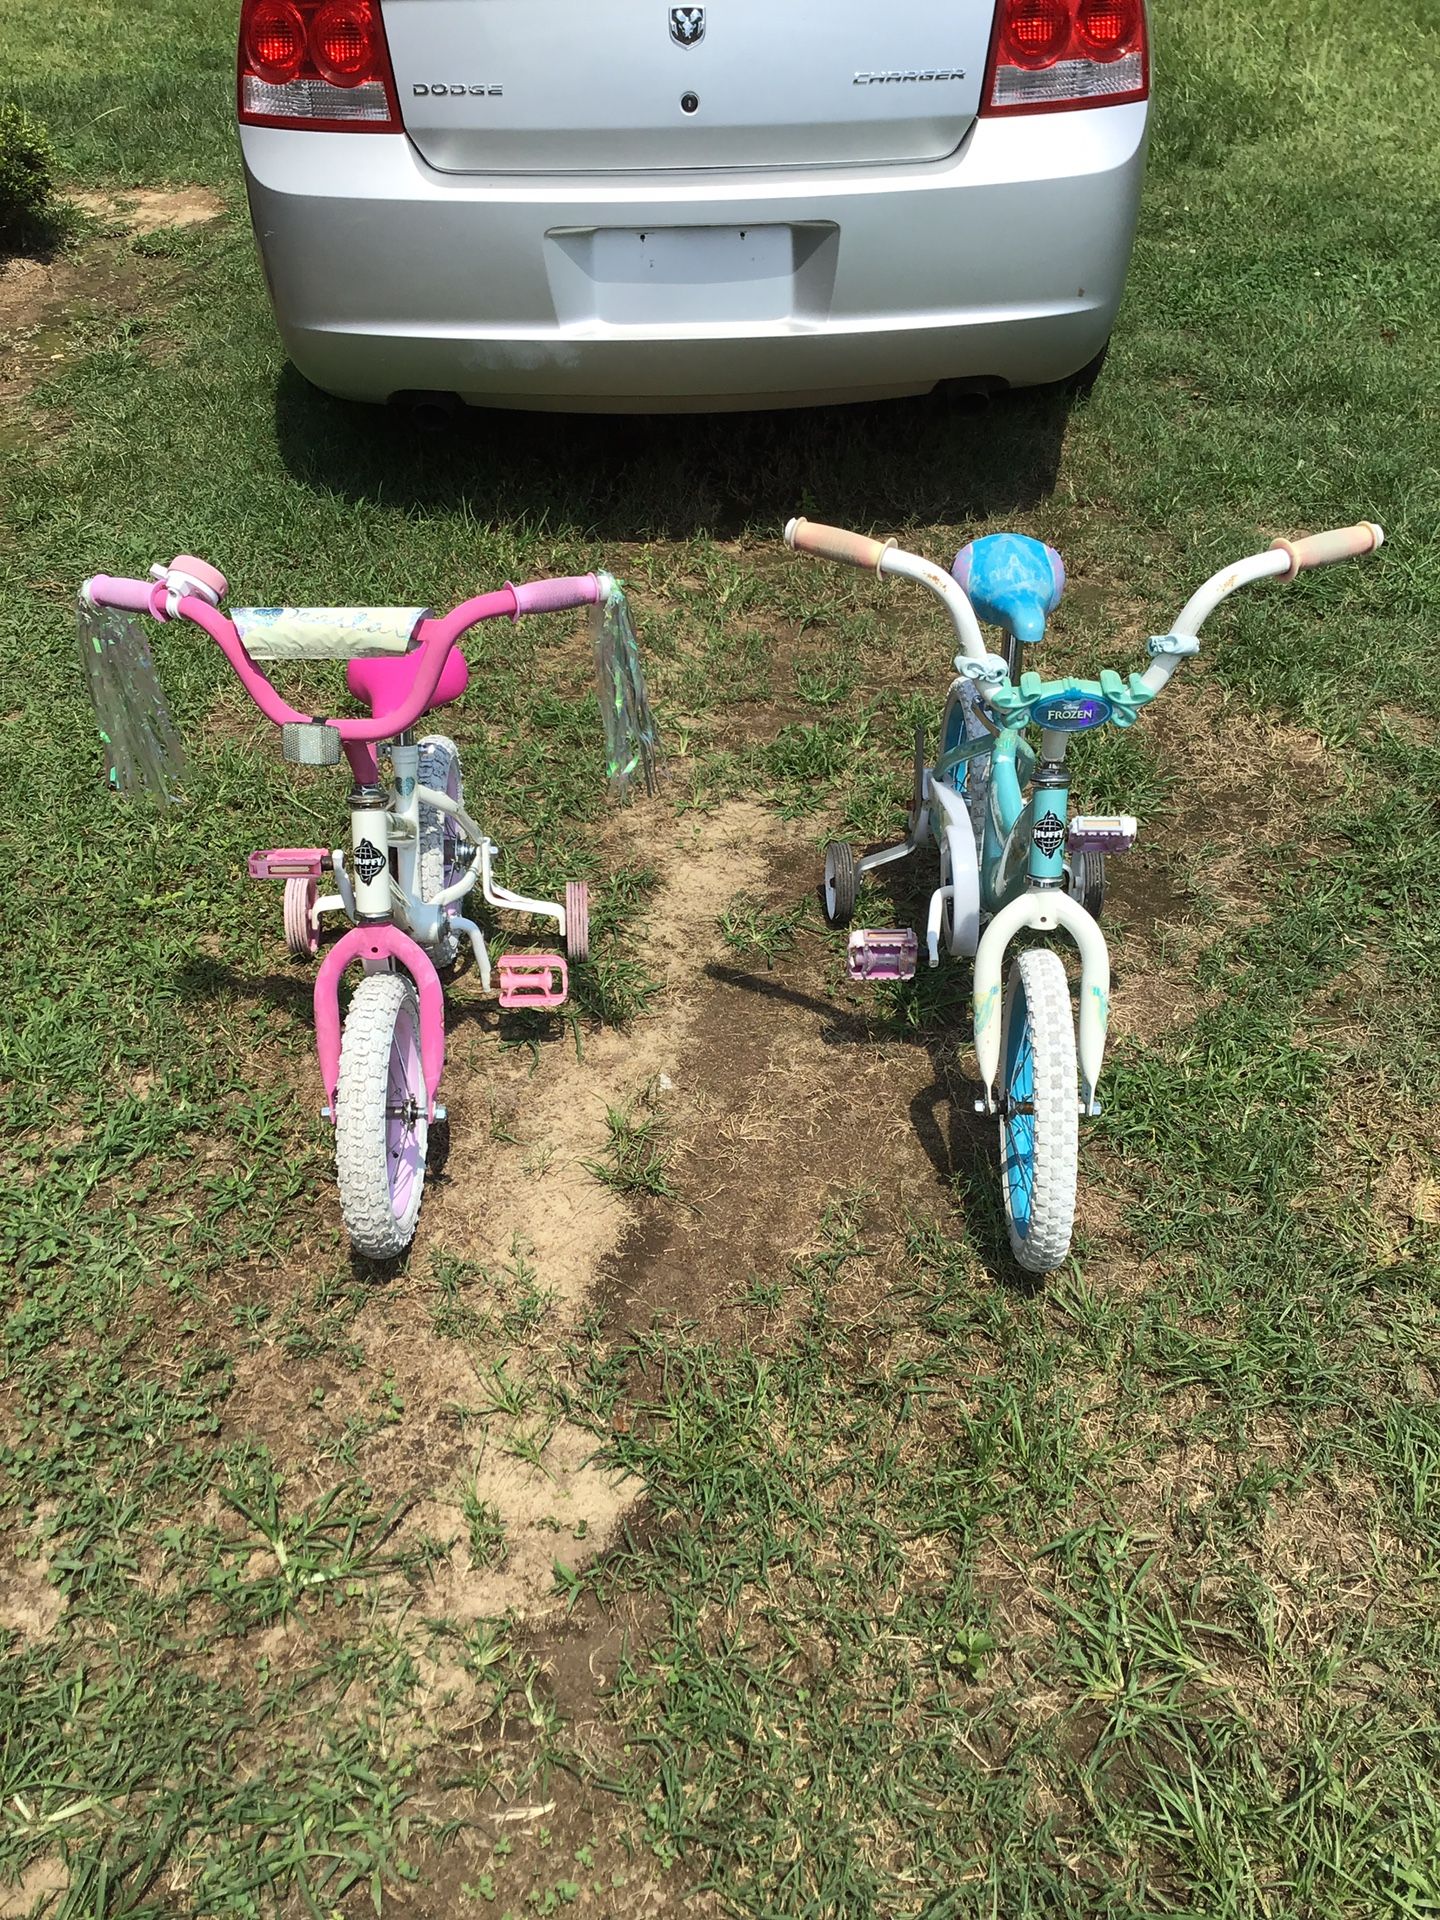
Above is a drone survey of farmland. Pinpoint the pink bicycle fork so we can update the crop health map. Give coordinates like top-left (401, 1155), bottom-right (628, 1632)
top-left (313, 925), bottom-right (446, 1123)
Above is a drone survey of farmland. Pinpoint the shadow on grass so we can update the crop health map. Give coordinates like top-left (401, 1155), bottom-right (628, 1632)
top-left (0, 200), bottom-right (85, 265)
top-left (273, 365), bottom-right (1077, 542)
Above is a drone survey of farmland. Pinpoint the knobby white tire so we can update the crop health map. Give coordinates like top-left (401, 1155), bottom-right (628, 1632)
top-left (335, 972), bottom-right (429, 1261)
top-left (417, 734), bottom-right (463, 966)
top-left (998, 948), bottom-right (1079, 1274)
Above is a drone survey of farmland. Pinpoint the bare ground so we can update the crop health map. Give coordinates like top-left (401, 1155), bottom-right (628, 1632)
top-left (0, 185), bottom-right (223, 407)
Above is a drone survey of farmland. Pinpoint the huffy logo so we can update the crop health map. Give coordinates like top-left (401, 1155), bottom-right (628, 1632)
top-left (1032, 814), bottom-right (1067, 861)
top-left (670, 6), bottom-right (705, 47)
top-left (353, 838), bottom-right (386, 886)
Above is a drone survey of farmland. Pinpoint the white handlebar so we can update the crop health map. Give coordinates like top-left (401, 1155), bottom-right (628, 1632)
top-left (876, 547), bottom-right (990, 662)
top-left (786, 517), bottom-right (1384, 700)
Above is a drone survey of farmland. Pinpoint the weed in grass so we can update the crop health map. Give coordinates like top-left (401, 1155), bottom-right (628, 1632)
top-left (794, 660), bottom-right (858, 708)
top-left (463, 1490), bottom-right (509, 1569)
top-left (210, 1459), bottom-right (414, 1628)
top-left (718, 889), bottom-right (811, 969)
top-left (763, 714), bottom-right (869, 810)
top-left (584, 1095), bottom-right (676, 1200)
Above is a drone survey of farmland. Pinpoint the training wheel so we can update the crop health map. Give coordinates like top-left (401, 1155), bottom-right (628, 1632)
top-left (565, 881), bottom-right (590, 963)
top-left (823, 841), bottom-right (857, 927)
top-left (283, 876), bottom-right (319, 958)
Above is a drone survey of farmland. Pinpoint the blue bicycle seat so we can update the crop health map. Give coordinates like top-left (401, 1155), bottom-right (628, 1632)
top-left (952, 533), bottom-right (1065, 646)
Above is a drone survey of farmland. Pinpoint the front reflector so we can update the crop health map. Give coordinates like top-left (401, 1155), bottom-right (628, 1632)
top-left (989, 49), bottom-right (1144, 109)
top-left (241, 74), bottom-right (393, 122)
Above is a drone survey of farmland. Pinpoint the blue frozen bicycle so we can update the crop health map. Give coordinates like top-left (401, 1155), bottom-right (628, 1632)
top-left (785, 515), bottom-right (1384, 1272)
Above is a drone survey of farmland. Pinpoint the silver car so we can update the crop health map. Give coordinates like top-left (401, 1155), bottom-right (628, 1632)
top-left (238, 0), bottom-right (1149, 412)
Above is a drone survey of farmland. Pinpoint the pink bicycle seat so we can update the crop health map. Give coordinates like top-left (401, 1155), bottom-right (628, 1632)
top-left (346, 644), bottom-right (470, 720)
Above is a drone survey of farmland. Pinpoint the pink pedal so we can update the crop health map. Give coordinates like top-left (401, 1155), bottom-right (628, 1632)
top-left (249, 848), bottom-right (327, 880)
top-left (497, 952), bottom-right (569, 1010)
top-left (847, 928), bottom-right (918, 983)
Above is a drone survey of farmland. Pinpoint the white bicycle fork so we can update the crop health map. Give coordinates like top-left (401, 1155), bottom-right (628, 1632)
top-left (972, 891), bottom-right (1111, 1115)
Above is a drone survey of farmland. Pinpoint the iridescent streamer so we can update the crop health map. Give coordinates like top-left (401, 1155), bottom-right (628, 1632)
top-left (591, 580), bottom-right (658, 801)
top-left (76, 596), bottom-right (186, 800)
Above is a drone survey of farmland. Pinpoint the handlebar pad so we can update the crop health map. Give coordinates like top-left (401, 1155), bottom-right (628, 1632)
top-left (509, 574), bottom-right (600, 616)
top-left (85, 574), bottom-right (158, 613)
top-left (784, 518), bottom-right (897, 574)
top-left (1270, 522), bottom-right (1384, 580)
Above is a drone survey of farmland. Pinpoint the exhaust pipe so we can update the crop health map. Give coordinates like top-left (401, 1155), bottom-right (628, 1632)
top-left (396, 390), bottom-right (465, 432)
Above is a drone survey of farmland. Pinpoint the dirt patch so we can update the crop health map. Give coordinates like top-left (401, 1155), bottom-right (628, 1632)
top-left (0, 1542), bottom-right (64, 1644)
top-left (422, 802), bottom-right (796, 1310)
top-left (594, 837), bottom-right (963, 1340)
top-left (0, 1859), bottom-right (68, 1920)
top-left (68, 186), bottom-right (224, 235)
top-left (1, 187), bottom-right (222, 408)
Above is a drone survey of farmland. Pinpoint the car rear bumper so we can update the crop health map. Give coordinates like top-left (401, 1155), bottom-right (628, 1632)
top-left (240, 105), bottom-right (1148, 411)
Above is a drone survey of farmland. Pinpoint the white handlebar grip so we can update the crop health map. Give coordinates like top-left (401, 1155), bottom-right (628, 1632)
top-left (1270, 522), bottom-right (1384, 579)
top-left (785, 518), bottom-right (897, 574)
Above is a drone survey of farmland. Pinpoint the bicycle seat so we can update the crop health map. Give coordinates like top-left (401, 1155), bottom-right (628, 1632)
top-left (952, 533), bottom-right (1065, 646)
top-left (346, 644), bottom-right (470, 719)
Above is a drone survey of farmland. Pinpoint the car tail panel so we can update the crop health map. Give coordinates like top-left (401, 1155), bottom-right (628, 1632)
top-left (378, 0), bottom-right (991, 173)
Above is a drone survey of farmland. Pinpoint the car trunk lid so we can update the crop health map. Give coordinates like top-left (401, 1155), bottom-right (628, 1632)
top-left (380, 0), bottom-right (988, 174)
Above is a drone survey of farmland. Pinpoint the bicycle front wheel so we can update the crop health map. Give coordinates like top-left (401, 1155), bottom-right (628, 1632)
top-left (335, 972), bottom-right (429, 1260)
top-left (998, 949), bottom-right (1079, 1274)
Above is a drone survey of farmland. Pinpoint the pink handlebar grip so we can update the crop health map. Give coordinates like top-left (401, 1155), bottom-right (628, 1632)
top-left (509, 574), bottom-right (601, 616)
top-left (1270, 522), bottom-right (1384, 580)
top-left (784, 518), bottom-right (897, 574)
top-left (84, 574), bottom-right (158, 614)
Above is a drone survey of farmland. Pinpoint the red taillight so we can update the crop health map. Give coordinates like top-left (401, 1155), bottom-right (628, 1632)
top-left (310, 1), bottom-right (377, 86)
top-left (245, 1), bottom-right (307, 85)
top-left (1075, 0), bottom-right (1141, 54)
top-left (1001, 0), bottom-right (1071, 67)
top-left (982, 0), bottom-right (1147, 114)
top-left (238, 0), bottom-right (399, 131)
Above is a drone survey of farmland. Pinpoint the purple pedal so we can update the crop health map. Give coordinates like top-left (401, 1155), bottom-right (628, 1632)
top-left (847, 929), bottom-right (918, 983)
top-left (1068, 814), bottom-right (1138, 854)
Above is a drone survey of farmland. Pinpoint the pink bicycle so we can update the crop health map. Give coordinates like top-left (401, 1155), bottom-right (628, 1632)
top-left (79, 555), bottom-right (654, 1259)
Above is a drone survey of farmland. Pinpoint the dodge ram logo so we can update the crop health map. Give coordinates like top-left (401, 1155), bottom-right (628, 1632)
top-left (669, 7), bottom-right (704, 46)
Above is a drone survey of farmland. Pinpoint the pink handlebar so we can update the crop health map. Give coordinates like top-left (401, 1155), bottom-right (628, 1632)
top-left (510, 574), bottom-right (601, 616)
top-left (85, 574), bottom-right (159, 614)
top-left (784, 517), bottom-right (897, 574)
top-left (1270, 522), bottom-right (1384, 580)
top-left (83, 569), bottom-right (604, 746)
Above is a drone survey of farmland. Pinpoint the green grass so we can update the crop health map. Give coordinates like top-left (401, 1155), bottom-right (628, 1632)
top-left (2, 0), bottom-right (1438, 1912)
top-left (586, 1093), bottom-right (677, 1200)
